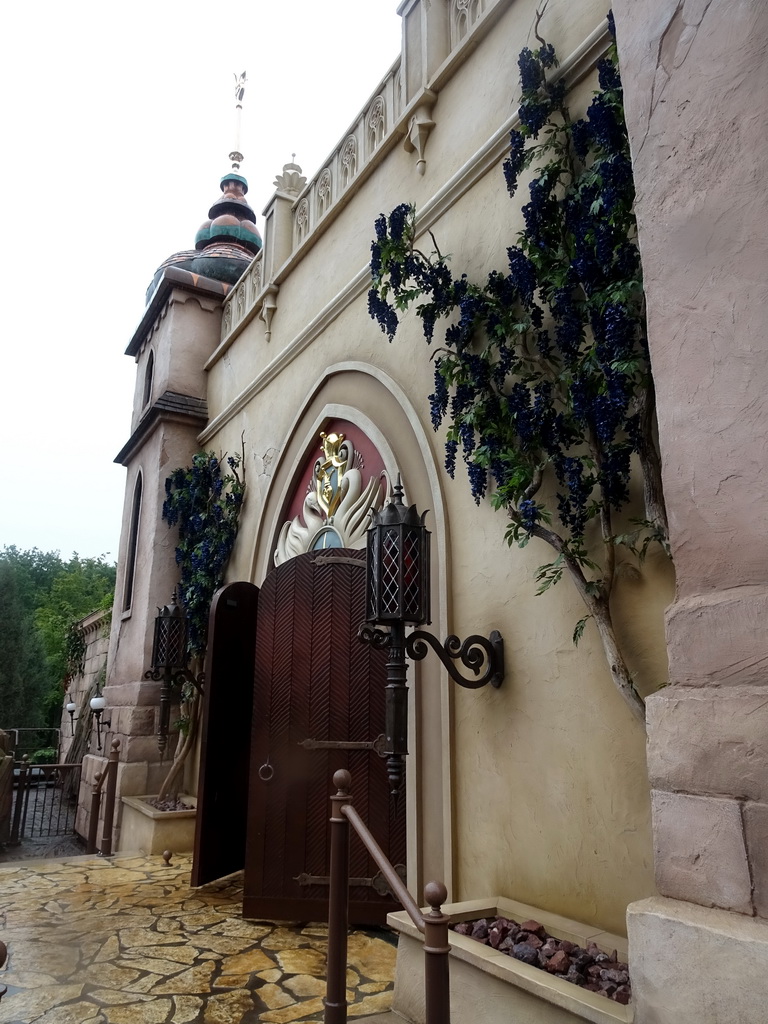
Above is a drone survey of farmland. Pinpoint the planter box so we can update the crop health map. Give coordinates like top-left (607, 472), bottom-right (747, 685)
top-left (389, 896), bottom-right (632, 1024)
top-left (119, 795), bottom-right (197, 856)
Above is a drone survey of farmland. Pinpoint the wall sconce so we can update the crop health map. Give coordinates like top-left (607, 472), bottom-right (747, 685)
top-left (359, 478), bottom-right (504, 798)
top-left (89, 683), bottom-right (111, 752)
top-left (144, 592), bottom-right (204, 757)
top-left (65, 694), bottom-right (78, 736)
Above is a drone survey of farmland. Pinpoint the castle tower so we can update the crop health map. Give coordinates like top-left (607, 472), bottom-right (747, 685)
top-left (78, 83), bottom-right (261, 842)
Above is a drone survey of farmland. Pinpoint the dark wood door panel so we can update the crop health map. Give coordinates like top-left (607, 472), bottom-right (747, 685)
top-left (243, 550), bottom-right (406, 925)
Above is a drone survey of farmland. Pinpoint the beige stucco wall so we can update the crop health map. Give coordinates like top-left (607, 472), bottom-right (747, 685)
top-left (199, 0), bottom-right (670, 935)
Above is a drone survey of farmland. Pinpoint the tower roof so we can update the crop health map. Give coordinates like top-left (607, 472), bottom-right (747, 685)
top-left (146, 72), bottom-right (262, 303)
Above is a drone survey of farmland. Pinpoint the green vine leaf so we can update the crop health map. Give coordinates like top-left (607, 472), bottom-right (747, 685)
top-left (162, 442), bottom-right (246, 657)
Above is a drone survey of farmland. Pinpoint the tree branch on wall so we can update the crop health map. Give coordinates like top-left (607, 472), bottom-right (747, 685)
top-left (367, 14), bottom-right (668, 724)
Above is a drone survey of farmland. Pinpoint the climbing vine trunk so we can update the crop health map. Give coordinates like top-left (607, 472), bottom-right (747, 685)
top-left (157, 691), bottom-right (200, 801)
top-left (590, 597), bottom-right (646, 724)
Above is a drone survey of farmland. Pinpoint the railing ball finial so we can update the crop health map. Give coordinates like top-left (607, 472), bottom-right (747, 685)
top-left (333, 768), bottom-right (352, 794)
top-left (424, 879), bottom-right (448, 912)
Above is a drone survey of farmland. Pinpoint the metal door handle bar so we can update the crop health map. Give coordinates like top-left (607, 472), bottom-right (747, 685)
top-left (298, 734), bottom-right (387, 757)
top-left (294, 864), bottom-right (406, 898)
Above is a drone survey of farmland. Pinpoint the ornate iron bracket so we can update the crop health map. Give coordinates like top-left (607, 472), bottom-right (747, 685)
top-left (357, 624), bottom-right (392, 650)
top-left (144, 667), bottom-right (205, 696)
top-left (406, 630), bottom-right (504, 689)
top-left (144, 666), bottom-right (205, 758)
top-left (358, 624), bottom-right (504, 689)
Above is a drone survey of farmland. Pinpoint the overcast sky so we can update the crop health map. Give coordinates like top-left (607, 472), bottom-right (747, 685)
top-left (0, 0), bottom-right (402, 562)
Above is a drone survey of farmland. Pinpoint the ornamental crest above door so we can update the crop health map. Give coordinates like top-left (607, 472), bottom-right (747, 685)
top-left (275, 426), bottom-right (390, 565)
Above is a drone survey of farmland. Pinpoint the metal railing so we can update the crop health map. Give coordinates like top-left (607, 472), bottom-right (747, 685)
top-left (2, 727), bottom-right (61, 761)
top-left (324, 769), bottom-right (451, 1024)
top-left (10, 758), bottom-right (82, 845)
top-left (86, 739), bottom-right (120, 856)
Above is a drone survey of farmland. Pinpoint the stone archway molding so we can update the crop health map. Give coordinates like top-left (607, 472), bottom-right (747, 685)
top-left (247, 360), bottom-right (455, 897)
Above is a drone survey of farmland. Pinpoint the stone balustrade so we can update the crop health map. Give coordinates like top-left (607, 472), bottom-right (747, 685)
top-left (218, 0), bottom-right (504, 350)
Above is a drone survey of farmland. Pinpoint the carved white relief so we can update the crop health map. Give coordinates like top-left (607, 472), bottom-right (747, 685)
top-left (317, 168), bottom-right (332, 218)
top-left (340, 136), bottom-right (357, 189)
top-left (236, 283), bottom-right (246, 318)
top-left (394, 69), bottom-right (403, 117)
top-left (295, 198), bottom-right (310, 245)
top-left (403, 90), bottom-right (437, 176)
top-left (368, 96), bottom-right (386, 153)
top-left (222, 301), bottom-right (232, 334)
top-left (451, 0), bottom-right (484, 47)
top-left (274, 158), bottom-right (307, 196)
top-left (249, 259), bottom-right (262, 300)
top-left (275, 434), bottom-right (389, 565)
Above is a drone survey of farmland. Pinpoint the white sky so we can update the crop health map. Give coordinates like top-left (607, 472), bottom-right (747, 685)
top-left (0, 0), bottom-right (403, 562)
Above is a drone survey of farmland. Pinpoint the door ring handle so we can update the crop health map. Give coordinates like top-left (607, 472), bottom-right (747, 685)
top-left (258, 762), bottom-right (274, 782)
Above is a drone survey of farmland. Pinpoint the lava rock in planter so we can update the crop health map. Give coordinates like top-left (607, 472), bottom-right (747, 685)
top-left (488, 919), bottom-right (512, 949)
top-left (145, 797), bottom-right (195, 812)
top-left (450, 914), bottom-right (632, 1004)
top-left (545, 950), bottom-right (571, 974)
top-left (511, 942), bottom-right (540, 965)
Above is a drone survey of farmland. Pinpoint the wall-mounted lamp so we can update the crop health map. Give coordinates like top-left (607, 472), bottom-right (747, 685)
top-left (144, 592), bottom-right (204, 757)
top-left (359, 478), bottom-right (504, 798)
top-left (65, 694), bottom-right (78, 736)
top-left (89, 683), bottom-right (111, 752)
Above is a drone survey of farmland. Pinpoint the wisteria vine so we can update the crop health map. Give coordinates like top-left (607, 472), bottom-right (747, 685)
top-left (162, 445), bottom-right (246, 657)
top-left (367, 16), bottom-right (668, 722)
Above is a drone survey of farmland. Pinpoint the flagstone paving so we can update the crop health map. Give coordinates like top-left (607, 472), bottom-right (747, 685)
top-left (0, 853), bottom-right (396, 1023)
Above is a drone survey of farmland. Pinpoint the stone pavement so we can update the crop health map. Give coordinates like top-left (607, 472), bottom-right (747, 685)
top-left (0, 853), bottom-right (397, 1023)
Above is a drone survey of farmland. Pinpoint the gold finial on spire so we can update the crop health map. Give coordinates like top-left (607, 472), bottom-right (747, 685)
top-left (229, 71), bottom-right (247, 171)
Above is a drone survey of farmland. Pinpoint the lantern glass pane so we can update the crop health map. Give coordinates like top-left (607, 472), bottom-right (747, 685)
top-left (403, 530), bottom-right (421, 619)
top-left (153, 614), bottom-right (187, 669)
top-left (381, 528), bottom-right (401, 617)
top-left (367, 530), bottom-right (379, 621)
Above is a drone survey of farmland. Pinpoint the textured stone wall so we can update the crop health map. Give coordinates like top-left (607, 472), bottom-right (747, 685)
top-left (614, 0), bottom-right (768, 920)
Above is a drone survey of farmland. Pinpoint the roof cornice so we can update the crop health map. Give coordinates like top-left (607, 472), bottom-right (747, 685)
top-left (125, 267), bottom-right (232, 357)
top-left (114, 391), bottom-right (208, 466)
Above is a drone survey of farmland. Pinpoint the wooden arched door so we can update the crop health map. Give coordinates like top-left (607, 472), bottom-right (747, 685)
top-left (243, 549), bottom-right (405, 925)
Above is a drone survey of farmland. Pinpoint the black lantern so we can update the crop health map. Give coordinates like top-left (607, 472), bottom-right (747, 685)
top-left (144, 592), bottom-right (204, 757)
top-left (151, 594), bottom-right (188, 674)
top-left (366, 479), bottom-right (431, 627)
top-left (360, 477), bottom-right (505, 799)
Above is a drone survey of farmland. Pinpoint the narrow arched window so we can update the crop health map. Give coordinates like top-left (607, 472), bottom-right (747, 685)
top-left (122, 473), bottom-right (143, 612)
top-left (143, 351), bottom-right (154, 408)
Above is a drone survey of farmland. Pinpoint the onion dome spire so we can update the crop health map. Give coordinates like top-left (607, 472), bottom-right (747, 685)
top-left (147, 72), bottom-right (262, 301)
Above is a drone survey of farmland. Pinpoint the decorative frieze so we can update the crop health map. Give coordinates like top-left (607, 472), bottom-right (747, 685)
top-left (218, 0), bottom-right (508, 349)
top-left (340, 135), bottom-right (358, 190)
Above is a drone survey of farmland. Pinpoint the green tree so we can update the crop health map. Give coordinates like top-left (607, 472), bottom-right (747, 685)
top-left (0, 548), bottom-right (116, 729)
top-left (0, 561), bottom-right (47, 730)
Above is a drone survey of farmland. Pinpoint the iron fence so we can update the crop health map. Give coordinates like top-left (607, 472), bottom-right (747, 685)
top-left (10, 760), bottom-right (82, 844)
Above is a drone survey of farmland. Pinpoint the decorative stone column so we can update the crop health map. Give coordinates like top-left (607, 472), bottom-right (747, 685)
top-left (612, 2), bottom-right (768, 1021)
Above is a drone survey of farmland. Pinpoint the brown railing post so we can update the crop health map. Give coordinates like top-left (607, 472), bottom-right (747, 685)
top-left (423, 881), bottom-right (451, 1024)
top-left (324, 769), bottom-right (352, 1024)
top-left (324, 769), bottom-right (452, 1024)
top-left (87, 771), bottom-right (103, 855)
top-left (100, 740), bottom-right (120, 856)
top-left (9, 756), bottom-right (29, 844)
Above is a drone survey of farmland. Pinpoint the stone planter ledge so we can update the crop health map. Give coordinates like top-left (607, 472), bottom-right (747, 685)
top-left (119, 794), bottom-right (197, 856)
top-left (389, 895), bottom-right (632, 1024)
